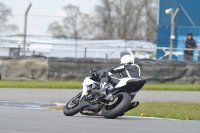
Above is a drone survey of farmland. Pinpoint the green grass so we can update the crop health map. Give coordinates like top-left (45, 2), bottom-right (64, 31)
top-left (0, 80), bottom-right (200, 91)
top-left (126, 102), bottom-right (200, 120)
top-left (51, 102), bottom-right (200, 120)
top-left (0, 80), bottom-right (82, 89)
top-left (142, 84), bottom-right (200, 91)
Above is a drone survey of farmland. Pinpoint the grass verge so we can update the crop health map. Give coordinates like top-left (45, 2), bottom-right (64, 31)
top-left (126, 102), bottom-right (200, 120)
top-left (0, 80), bottom-right (82, 89)
top-left (51, 102), bottom-right (200, 120)
top-left (143, 84), bottom-right (200, 91)
top-left (0, 80), bottom-right (200, 91)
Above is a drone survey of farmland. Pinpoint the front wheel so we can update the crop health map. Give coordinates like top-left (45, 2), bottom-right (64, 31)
top-left (63, 92), bottom-right (82, 116)
top-left (102, 92), bottom-right (131, 119)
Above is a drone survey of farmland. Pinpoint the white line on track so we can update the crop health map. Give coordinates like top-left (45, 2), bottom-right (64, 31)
top-left (123, 115), bottom-right (200, 122)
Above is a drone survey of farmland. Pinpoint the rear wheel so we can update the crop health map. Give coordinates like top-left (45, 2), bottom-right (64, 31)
top-left (102, 92), bottom-right (131, 119)
top-left (63, 92), bottom-right (82, 116)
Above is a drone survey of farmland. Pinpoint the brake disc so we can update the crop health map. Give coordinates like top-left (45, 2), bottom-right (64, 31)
top-left (68, 98), bottom-right (79, 108)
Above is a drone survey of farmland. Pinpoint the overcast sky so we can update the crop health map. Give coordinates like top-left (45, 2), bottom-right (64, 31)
top-left (1, 0), bottom-right (100, 36)
top-left (2, 0), bottom-right (99, 15)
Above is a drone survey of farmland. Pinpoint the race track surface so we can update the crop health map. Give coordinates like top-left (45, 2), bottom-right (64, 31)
top-left (0, 88), bottom-right (200, 133)
top-left (0, 107), bottom-right (200, 133)
top-left (0, 88), bottom-right (200, 102)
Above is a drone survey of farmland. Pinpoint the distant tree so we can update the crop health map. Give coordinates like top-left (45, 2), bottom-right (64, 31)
top-left (140, 0), bottom-right (157, 42)
top-left (93, 0), bottom-right (157, 41)
top-left (48, 5), bottom-right (77, 38)
top-left (47, 5), bottom-right (93, 38)
top-left (48, 0), bottom-right (157, 41)
top-left (0, 3), bottom-right (18, 35)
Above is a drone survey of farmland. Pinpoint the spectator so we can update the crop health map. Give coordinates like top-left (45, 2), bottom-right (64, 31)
top-left (184, 33), bottom-right (197, 61)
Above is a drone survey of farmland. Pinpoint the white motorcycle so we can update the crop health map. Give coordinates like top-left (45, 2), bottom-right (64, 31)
top-left (63, 73), bottom-right (145, 119)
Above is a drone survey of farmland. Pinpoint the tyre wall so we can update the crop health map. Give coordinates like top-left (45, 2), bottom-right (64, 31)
top-left (1, 57), bottom-right (200, 83)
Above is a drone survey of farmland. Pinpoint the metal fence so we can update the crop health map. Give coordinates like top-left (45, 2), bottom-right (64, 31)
top-left (1, 35), bottom-right (200, 60)
top-left (0, 36), bottom-right (156, 59)
top-left (0, 14), bottom-right (200, 60)
top-left (0, 13), bottom-right (157, 59)
top-left (0, 14), bottom-right (157, 40)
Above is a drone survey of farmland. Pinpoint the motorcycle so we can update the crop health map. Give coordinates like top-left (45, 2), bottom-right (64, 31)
top-left (63, 72), bottom-right (146, 119)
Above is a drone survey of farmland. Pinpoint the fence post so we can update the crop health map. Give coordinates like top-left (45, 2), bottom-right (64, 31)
top-left (124, 40), bottom-right (127, 53)
top-left (84, 46), bottom-right (87, 58)
top-left (23, 3), bottom-right (32, 56)
top-left (74, 8), bottom-right (79, 58)
top-left (33, 50), bottom-right (35, 56)
top-left (18, 45), bottom-right (20, 56)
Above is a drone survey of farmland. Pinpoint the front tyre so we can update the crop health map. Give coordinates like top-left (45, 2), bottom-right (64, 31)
top-left (102, 92), bottom-right (131, 119)
top-left (63, 92), bottom-right (82, 116)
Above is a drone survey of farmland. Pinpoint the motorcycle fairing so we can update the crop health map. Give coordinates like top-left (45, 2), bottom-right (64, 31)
top-left (81, 77), bottom-right (96, 99)
top-left (114, 78), bottom-right (141, 88)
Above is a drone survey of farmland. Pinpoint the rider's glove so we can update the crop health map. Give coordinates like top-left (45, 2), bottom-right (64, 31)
top-left (90, 67), bottom-right (99, 81)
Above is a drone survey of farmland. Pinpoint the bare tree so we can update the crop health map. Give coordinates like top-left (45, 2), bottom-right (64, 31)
top-left (94, 0), bottom-right (157, 41)
top-left (48, 5), bottom-right (94, 38)
top-left (48, 0), bottom-right (157, 41)
top-left (0, 3), bottom-right (18, 35)
top-left (140, 0), bottom-right (157, 42)
top-left (94, 0), bottom-right (114, 39)
top-left (48, 5), bottom-right (77, 38)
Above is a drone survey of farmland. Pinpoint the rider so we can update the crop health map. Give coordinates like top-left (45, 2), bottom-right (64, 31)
top-left (90, 54), bottom-right (141, 98)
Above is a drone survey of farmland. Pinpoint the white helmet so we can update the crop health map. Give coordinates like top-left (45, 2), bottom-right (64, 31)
top-left (120, 55), bottom-right (134, 64)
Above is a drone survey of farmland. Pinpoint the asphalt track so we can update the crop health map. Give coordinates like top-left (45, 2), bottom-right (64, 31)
top-left (0, 107), bottom-right (200, 133)
top-left (0, 88), bottom-right (200, 102)
top-left (0, 88), bottom-right (200, 133)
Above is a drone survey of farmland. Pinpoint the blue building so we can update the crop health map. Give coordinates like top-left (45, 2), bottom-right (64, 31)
top-left (157, 0), bottom-right (200, 60)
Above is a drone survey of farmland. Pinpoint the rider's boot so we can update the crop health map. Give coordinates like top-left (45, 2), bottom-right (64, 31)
top-left (98, 82), bottom-right (109, 99)
top-left (127, 101), bottom-right (140, 111)
top-left (120, 101), bottom-right (140, 117)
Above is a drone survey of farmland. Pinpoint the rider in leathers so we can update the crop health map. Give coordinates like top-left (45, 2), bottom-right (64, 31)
top-left (91, 55), bottom-right (141, 98)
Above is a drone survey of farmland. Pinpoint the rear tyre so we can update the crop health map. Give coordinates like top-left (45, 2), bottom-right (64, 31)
top-left (63, 92), bottom-right (82, 116)
top-left (102, 92), bottom-right (131, 119)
